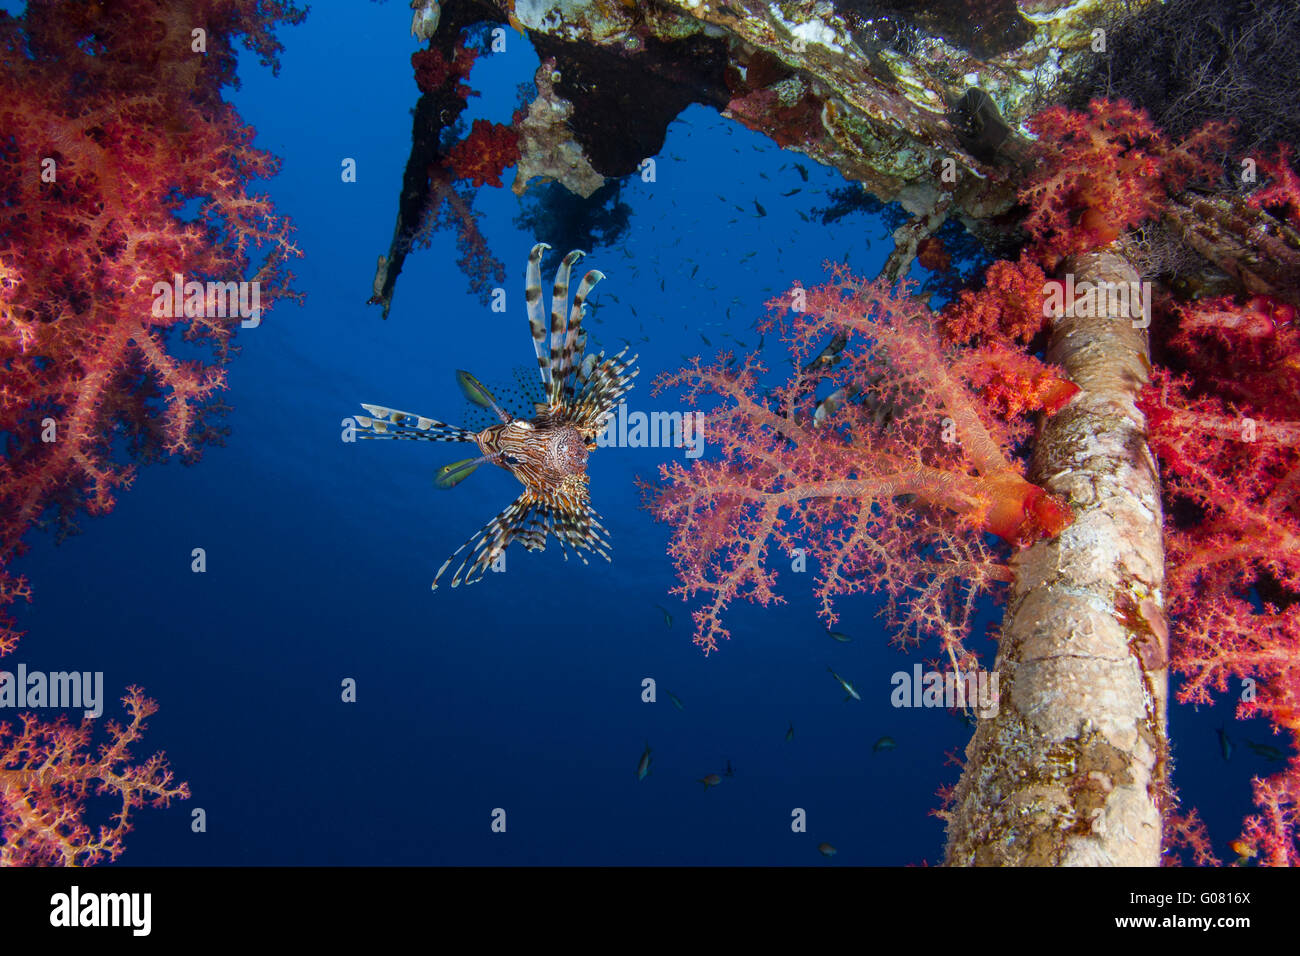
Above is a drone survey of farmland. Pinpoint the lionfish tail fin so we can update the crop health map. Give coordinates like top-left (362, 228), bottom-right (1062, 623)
top-left (355, 403), bottom-right (477, 442)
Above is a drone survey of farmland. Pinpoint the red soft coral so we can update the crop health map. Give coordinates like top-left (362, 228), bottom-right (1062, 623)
top-left (1140, 289), bottom-right (1300, 864)
top-left (0, 0), bottom-right (303, 652)
top-left (1021, 99), bottom-right (1229, 265)
top-left (942, 254), bottom-right (1050, 345)
top-left (444, 119), bottom-right (520, 188)
top-left (1248, 144), bottom-right (1300, 229)
top-left (412, 44), bottom-right (477, 98)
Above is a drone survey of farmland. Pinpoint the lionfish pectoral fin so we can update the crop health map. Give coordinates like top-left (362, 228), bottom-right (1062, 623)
top-left (456, 370), bottom-right (511, 424)
top-left (434, 456), bottom-right (489, 489)
top-left (355, 404), bottom-right (477, 442)
top-left (432, 492), bottom-right (538, 590)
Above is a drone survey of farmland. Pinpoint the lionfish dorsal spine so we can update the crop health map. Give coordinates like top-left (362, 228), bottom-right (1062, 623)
top-left (525, 242), bottom-right (552, 388)
top-left (547, 249), bottom-right (585, 403)
top-left (558, 268), bottom-right (603, 402)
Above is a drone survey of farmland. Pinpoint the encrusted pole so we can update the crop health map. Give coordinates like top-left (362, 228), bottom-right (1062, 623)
top-left (944, 251), bottom-right (1169, 866)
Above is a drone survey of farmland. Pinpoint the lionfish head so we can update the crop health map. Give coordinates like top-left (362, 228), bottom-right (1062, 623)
top-left (546, 425), bottom-right (589, 476)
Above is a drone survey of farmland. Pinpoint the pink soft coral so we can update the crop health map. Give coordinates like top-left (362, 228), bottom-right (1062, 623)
top-left (0, 688), bottom-right (188, 866)
top-left (645, 268), bottom-right (1073, 657)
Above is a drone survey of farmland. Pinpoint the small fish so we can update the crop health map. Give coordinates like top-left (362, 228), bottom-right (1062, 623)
top-left (667, 690), bottom-right (685, 711)
top-left (797, 210), bottom-right (810, 222)
top-left (753, 199), bottom-right (767, 217)
top-left (815, 385), bottom-right (860, 427)
top-left (1246, 741), bottom-right (1286, 761)
top-left (827, 629), bottom-right (852, 643)
top-left (1217, 726), bottom-right (1233, 761)
top-left (723, 759), bottom-right (735, 778)
top-left (872, 736), bottom-right (896, 753)
top-left (740, 251), bottom-right (756, 262)
top-left (785, 721), bottom-right (794, 742)
top-left (780, 188), bottom-right (801, 197)
top-left (690, 264), bottom-right (699, 279)
top-left (795, 164), bottom-right (809, 181)
top-left (699, 773), bottom-right (722, 790)
top-left (654, 604), bottom-right (672, 628)
top-left (1229, 840), bottom-right (1256, 865)
top-left (827, 666), bottom-right (861, 702)
top-left (700, 333), bottom-right (712, 346)
top-left (818, 842), bottom-right (836, 857)
top-left (637, 742), bottom-right (653, 781)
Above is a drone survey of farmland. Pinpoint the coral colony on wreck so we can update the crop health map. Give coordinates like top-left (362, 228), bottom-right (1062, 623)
top-left (1042, 274), bottom-right (1152, 326)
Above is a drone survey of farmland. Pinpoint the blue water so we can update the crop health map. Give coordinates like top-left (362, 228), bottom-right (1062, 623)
top-left (5, 2), bottom-right (1265, 865)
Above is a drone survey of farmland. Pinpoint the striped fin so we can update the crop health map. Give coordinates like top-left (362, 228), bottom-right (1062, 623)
top-left (562, 348), bottom-right (639, 435)
top-left (354, 403), bottom-right (477, 442)
top-left (547, 249), bottom-right (585, 404)
top-left (558, 268), bottom-right (604, 403)
top-left (432, 480), bottom-right (612, 590)
top-left (525, 243), bottom-right (552, 388)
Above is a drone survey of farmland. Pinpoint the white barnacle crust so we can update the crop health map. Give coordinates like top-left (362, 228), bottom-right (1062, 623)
top-left (789, 18), bottom-right (842, 53)
top-left (410, 0), bottom-right (440, 40)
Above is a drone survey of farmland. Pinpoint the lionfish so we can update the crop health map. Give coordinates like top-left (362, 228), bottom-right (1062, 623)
top-left (353, 243), bottom-right (638, 589)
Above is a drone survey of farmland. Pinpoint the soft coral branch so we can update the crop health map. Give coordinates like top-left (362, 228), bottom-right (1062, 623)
top-left (0, 0), bottom-right (303, 648)
top-left (1021, 99), bottom-right (1229, 266)
top-left (645, 268), bottom-right (1072, 655)
top-left (1141, 294), bottom-right (1300, 864)
top-left (0, 687), bottom-right (189, 867)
